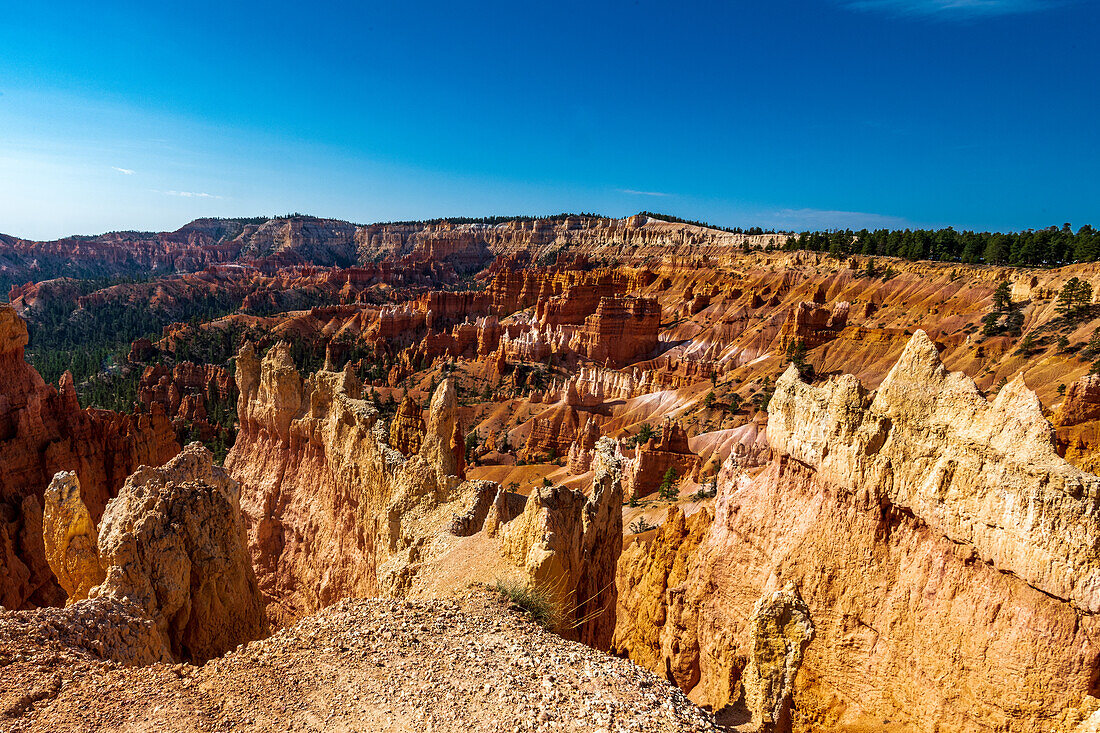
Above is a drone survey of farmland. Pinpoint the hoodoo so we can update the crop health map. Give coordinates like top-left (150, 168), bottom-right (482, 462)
top-left (0, 305), bottom-right (179, 610)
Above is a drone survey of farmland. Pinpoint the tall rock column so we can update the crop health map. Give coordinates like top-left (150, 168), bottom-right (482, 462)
top-left (742, 584), bottom-right (815, 733)
top-left (422, 378), bottom-right (458, 480)
top-left (42, 471), bottom-right (105, 604)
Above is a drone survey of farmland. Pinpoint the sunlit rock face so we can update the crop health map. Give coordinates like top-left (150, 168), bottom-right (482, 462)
top-left (615, 331), bottom-right (1100, 732)
top-left (37, 444), bottom-right (264, 665)
top-left (500, 437), bottom-right (624, 649)
top-left (89, 444), bottom-right (266, 664)
top-left (226, 343), bottom-right (472, 626)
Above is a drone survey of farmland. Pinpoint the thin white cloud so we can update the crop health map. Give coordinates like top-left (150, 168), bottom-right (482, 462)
top-left (618, 188), bottom-right (671, 197)
top-left (111, 166), bottom-right (135, 175)
top-left (844, 0), bottom-right (1054, 17)
top-left (161, 190), bottom-right (221, 199)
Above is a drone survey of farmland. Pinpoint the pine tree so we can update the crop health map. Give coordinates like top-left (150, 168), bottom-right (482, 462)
top-left (785, 339), bottom-right (814, 380)
top-left (1057, 278), bottom-right (1093, 321)
top-left (983, 280), bottom-right (1023, 336)
top-left (658, 467), bottom-right (679, 500)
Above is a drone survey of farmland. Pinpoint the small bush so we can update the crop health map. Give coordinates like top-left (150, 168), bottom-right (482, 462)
top-left (691, 483), bottom-right (718, 501)
top-left (493, 580), bottom-right (561, 629)
top-left (629, 517), bottom-right (656, 534)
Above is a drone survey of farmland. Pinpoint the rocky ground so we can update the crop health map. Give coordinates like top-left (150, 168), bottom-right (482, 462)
top-left (0, 588), bottom-right (720, 733)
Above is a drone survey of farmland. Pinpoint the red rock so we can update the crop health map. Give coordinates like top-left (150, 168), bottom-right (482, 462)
top-left (0, 306), bottom-right (180, 609)
top-left (389, 394), bottom-right (425, 456)
top-left (625, 421), bottom-right (699, 498)
top-left (773, 300), bottom-right (849, 355)
top-left (571, 296), bottom-right (660, 367)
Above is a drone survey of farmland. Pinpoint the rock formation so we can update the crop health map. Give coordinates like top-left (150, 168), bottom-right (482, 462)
top-left (742, 584), bottom-right (815, 733)
top-left (17, 444), bottom-right (262, 668)
top-left (389, 393), bottom-right (425, 456)
top-left (42, 472), bottom-right (104, 604)
top-left (612, 506), bottom-right (712, 689)
top-left (571, 296), bottom-right (660, 367)
top-left (616, 331), bottom-right (1100, 731)
top-left (773, 301), bottom-right (848, 355)
top-left (0, 305), bottom-right (180, 610)
top-left (226, 344), bottom-right (472, 625)
top-left (499, 437), bottom-right (623, 649)
top-left (90, 443), bottom-right (265, 664)
top-left (356, 214), bottom-right (779, 268)
top-left (566, 415), bottom-right (601, 474)
top-left (138, 361), bottom-right (236, 442)
top-left (769, 330), bottom-right (1100, 611)
top-left (1055, 374), bottom-right (1100, 474)
top-left (524, 405), bottom-right (584, 460)
top-left (625, 420), bottom-right (700, 498)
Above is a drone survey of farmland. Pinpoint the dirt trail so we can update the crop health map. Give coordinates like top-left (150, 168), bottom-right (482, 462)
top-left (0, 590), bottom-right (719, 733)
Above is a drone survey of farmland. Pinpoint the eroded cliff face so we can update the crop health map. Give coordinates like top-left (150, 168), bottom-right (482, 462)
top-left (226, 341), bottom-right (626, 647)
top-left (499, 437), bottom-right (623, 648)
top-left (226, 343), bottom-right (480, 626)
top-left (0, 306), bottom-right (180, 610)
top-left (355, 215), bottom-right (781, 266)
top-left (616, 331), bottom-right (1100, 732)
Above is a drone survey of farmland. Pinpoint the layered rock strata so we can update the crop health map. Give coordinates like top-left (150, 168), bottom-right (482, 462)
top-left (616, 331), bottom-right (1100, 732)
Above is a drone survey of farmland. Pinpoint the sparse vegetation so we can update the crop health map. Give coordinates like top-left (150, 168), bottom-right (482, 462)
top-left (691, 483), bottom-right (718, 501)
top-left (982, 280), bottom-right (1023, 337)
top-left (657, 467), bottom-right (680, 500)
top-left (493, 580), bottom-right (561, 630)
top-left (1056, 277), bottom-right (1094, 321)
top-left (785, 338), bottom-right (815, 381)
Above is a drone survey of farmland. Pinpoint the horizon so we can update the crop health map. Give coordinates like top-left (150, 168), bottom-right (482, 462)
top-left (6, 210), bottom-right (1099, 243)
top-left (2, 1), bottom-right (1098, 240)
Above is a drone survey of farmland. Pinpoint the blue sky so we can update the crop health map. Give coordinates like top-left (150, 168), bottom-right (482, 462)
top-left (0, 0), bottom-right (1096, 239)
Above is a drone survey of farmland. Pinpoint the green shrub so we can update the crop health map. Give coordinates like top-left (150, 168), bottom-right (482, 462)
top-left (493, 580), bottom-right (561, 629)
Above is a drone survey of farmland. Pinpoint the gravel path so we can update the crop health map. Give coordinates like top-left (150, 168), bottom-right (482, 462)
top-left (1, 589), bottom-right (720, 732)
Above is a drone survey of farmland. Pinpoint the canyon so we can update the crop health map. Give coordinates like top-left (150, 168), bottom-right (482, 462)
top-left (4, 213), bottom-right (1100, 731)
